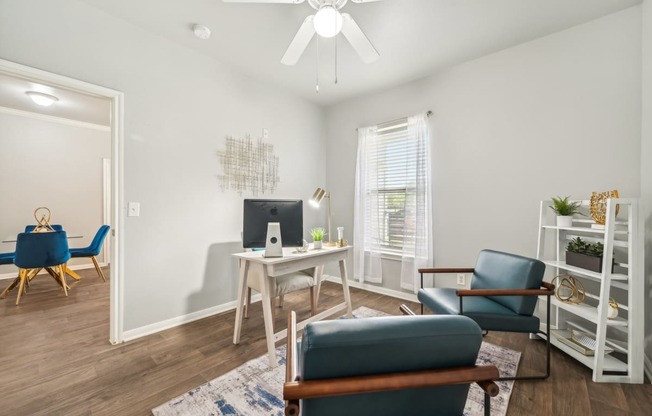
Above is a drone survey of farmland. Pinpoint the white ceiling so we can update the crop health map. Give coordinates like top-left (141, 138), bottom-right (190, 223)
top-left (1, 0), bottom-right (641, 122)
top-left (78, 0), bottom-right (641, 107)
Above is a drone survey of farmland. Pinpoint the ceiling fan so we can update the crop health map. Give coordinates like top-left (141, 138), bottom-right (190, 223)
top-left (222, 0), bottom-right (382, 66)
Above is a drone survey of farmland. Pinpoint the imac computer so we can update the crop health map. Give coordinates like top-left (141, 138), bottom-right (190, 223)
top-left (243, 199), bottom-right (303, 257)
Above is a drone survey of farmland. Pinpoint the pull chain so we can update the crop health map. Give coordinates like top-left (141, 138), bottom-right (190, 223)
top-left (334, 35), bottom-right (338, 85)
top-left (316, 37), bottom-right (320, 93)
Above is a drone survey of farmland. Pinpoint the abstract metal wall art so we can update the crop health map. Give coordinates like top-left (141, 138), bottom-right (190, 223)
top-left (217, 134), bottom-right (280, 195)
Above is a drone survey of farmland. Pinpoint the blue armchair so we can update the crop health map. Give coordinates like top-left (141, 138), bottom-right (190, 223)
top-left (0, 231), bottom-right (71, 304)
top-left (284, 312), bottom-right (499, 416)
top-left (69, 225), bottom-right (110, 281)
top-left (416, 249), bottom-right (554, 381)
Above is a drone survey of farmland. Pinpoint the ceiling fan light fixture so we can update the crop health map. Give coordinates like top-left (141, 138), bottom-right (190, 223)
top-left (25, 91), bottom-right (58, 107)
top-left (313, 5), bottom-right (342, 38)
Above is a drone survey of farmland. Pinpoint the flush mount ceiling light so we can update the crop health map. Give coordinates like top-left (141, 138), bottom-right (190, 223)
top-left (193, 24), bottom-right (211, 40)
top-left (25, 91), bottom-right (58, 107)
top-left (313, 5), bottom-right (343, 38)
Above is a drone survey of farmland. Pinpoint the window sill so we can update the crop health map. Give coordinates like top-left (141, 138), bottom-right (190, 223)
top-left (365, 250), bottom-right (409, 261)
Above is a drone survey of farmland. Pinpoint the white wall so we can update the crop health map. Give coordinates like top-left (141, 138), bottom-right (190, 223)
top-left (0, 0), bottom-right (326, 331)
top-left (325, 7), bottom-right (642, 290)
top-left (641, 0), bottom-right (652, 379)
top-left (0, 112), bottom-right (110, 274)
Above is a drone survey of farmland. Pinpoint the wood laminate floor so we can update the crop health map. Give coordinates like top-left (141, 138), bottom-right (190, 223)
top-left (1, 269), bottom-right (650, 415)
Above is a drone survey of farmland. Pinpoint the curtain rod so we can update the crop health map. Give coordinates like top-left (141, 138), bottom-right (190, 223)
top-left (355, 110), bottom-right (432, 131)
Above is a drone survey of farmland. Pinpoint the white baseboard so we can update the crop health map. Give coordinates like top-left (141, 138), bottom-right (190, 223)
top-left (122, 293), bottom-right (262, 343)
top-left (645, 354), bottom-right (652, 384)
top-left (0, 262), bottom-right (108, 281)
top-left (323, 274), bottom-right (418, 303)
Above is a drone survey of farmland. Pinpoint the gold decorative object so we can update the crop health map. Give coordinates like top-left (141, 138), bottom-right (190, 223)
top-left (32, 207), bottom-right (54, 232)
top-left (551, 274), bottom-right (585, 304)
top-left (589, 190), bottom-right (619, 225)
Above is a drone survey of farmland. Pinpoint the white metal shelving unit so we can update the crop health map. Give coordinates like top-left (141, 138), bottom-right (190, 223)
top-left (535, 198), bottom-right (643, 383)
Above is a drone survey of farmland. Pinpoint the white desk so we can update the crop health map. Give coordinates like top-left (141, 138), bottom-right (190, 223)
top-left (232, 245), bottom-right (353, 367)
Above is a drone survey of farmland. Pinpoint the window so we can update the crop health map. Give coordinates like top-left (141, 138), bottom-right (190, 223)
top-left (354, 112), bottom-right (432, 290)
top-left (363, 119), bottom-right (416, 254)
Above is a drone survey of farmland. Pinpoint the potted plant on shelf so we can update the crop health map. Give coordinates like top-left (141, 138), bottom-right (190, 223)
top-left (566, 237), bottom-right (610, 273)
top-left (310, 227), bottom-right (325, 249)
top-left (550, 196), bottom-right (582, 227)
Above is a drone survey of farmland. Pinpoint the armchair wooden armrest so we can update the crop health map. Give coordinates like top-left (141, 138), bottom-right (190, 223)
top-left (284, 311), bottom-right (499, 416)
top-left (418, 267), bottom-right (475, 274)
top-left (456, 282), bottom-right (555, 298)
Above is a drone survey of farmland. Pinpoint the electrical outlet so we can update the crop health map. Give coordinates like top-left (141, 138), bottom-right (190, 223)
top-left (262, 128), bottom-right (269, 139)
top-left (457, 273), bottom-right (465, 286)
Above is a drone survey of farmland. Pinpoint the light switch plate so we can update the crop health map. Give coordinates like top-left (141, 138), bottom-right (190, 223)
top-left (128, 202), bottom-right (140, 217)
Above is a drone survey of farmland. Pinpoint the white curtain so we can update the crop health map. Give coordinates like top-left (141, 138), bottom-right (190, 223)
top-left (354, 125), bottom-right (382, 283)
top-left (400, 113), bottom-right (433, 291)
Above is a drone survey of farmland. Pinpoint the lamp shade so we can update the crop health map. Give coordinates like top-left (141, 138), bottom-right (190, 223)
top-left (310, 187), bottom-right (327, 207)
top-left (313, 6), bottom-right (343, 38)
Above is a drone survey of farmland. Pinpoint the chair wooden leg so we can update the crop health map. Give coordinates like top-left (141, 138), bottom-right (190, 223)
top-left (278, 295), bottom-right (284, 308)
top-left (244, 287), bottom-right (251, 319)
top-left (91, 256), bottom-right (106, 282)
top-left (310, 286), bottom-right (316, 316)
top-left (16, 270), bottom-right (27, 305)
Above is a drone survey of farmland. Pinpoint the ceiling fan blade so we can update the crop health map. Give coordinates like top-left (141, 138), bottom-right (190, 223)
top-left (281, 15), bottom-right (316, 66)
top-left (222, 0), bottom-right (305, 3)
top-left (340, 13), bottom-right (379, 64)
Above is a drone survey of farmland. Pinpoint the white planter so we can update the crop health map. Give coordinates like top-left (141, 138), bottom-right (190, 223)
top-left (556, 215), bottom-right (574, 227)
top-left (313, 240), bottom-right (322, 249)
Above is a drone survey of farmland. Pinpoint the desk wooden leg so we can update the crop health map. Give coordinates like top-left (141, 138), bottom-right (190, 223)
top-left (339, 259), bottom-right (353, 318)
top-left (261, 265), bottom-right (277, 367)
top-left (233, 260), bottom-right (250, 345)
top-left (314, 265), bottom-right (324, 308)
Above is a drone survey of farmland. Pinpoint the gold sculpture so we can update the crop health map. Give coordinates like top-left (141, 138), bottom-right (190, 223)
top-left (551, 274), bottom-right (585, 304)
top-left (589, 190), bottom-right (619, 225)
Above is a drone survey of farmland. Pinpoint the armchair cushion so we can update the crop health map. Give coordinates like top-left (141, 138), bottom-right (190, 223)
top-left (299, 315), bottom-right (482, 416)
top-left (418, 288), bottom-right (540, 333)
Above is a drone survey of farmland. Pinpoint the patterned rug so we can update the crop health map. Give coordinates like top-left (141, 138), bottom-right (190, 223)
top-left (152, 306), bottom-right (520, 416)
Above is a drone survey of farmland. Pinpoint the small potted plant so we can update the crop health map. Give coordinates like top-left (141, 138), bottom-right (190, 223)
top-left (310, 227), bottom-right (325, 249)
top-left (550, 196), bottom-right (582, 227)
top-left (566, 237), bottom-right (611, 273)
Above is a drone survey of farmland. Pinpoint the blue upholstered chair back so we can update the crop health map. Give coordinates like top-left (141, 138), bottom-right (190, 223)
top-left (470, 249), bottom-right (546, 315)
top-left (25, 224), bottom-right (64, 232)
top-left (86, 225), bottom-right (110, 256)
top-left (14, 231), bottom-right (71, 269)
top-left (0, 252), bottom-right (15, 265)
top-left (299, 315), bottom-right (482, 416)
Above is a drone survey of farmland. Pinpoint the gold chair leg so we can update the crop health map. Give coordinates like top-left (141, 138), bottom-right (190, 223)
top-left (58, 265), bottom-right (68, 297)
top-left (16, 270), bottom-right (27, 305)
top-left (91, 256), bottom-right (106, 282)
top-left (0, 277), bottom-right (20, 298)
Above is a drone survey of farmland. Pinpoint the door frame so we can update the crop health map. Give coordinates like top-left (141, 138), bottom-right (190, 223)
top-left (0, 58), bottom-right (125, 344)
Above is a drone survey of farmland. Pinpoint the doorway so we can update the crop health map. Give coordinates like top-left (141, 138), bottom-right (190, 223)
top-left (0, 58), bottom-right (124, 343)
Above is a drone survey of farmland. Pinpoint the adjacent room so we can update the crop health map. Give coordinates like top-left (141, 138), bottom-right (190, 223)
top-left (0, 0), bottom-right (651, 415)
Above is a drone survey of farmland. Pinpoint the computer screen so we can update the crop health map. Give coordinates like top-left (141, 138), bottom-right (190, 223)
top-left (242, 199), bottom-right (303, 248)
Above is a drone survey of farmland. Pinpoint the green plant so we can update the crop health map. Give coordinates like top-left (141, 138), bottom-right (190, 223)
top-left (550, 196), bottom-right (582, 216)
top-left (567, 237), bottom-right (604, 257)
top-left (309, 227), bottom-right (325, 242)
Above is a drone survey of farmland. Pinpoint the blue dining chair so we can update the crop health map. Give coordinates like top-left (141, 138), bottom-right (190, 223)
top-left (25, 224), bottom-right (64, 232)
top-left (0, 251), bottom-right (15, 266)
top-left (0, 231), bottom-right (71, 305)
top-left (69, 225), bottom-right (110, 282)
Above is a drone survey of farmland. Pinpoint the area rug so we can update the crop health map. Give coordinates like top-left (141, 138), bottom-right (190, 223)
top-left (152, 306), bottom-right (520, 416)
